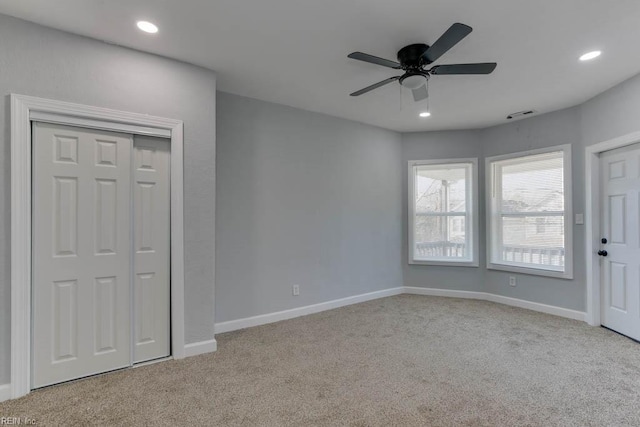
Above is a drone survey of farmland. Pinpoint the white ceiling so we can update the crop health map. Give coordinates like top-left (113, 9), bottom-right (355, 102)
top-left (1, 0), bottom-right (640, 132)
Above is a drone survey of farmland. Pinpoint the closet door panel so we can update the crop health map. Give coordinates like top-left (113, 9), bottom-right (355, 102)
top-left (133, 136), bottom-right (171, 363)
top-left (32, 122), bottom-right (132, 388)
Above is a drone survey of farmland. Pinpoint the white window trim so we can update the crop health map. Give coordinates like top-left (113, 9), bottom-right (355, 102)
top-left (485, 144), bottom-right (573, 279)
top-left (408, 158), bottom-right (479, 267)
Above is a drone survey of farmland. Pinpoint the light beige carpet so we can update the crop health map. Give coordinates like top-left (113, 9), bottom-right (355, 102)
top-left (2, 295), bottom-right (640, 426)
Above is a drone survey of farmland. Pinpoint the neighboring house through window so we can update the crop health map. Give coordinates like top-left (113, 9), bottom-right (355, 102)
top-left (486, 145), bottom-right (573, 278)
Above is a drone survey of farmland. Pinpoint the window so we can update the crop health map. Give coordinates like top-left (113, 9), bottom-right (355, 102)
top-left (408, 159), bottom-right (478, 266)
top-left (487, 145), bottom-right (573, 278)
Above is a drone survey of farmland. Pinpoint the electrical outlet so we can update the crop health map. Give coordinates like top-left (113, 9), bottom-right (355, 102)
top-left (292, 284), bottom-right (300, 296)
top-left (509, 276), bottom-right (517, 287)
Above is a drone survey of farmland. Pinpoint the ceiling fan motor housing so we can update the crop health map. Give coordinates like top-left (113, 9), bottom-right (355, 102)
top-left (397, 43), bottom-right (430, 68)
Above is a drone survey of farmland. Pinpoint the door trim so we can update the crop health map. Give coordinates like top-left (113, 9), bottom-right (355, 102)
top-left (585, 131), bottom-right (640, 327)
top-left (10, 94), bottom-right (188, 399)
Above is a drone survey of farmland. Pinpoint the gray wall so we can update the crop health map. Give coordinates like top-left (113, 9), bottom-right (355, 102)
top-left (401, 71), bottom-right (640, 312)
top-left (402, 108), bottom-right (588, 311)
top-left (480, 107), bottom-right (585, 310)
top-left (401, 131), bottom-right (485, 292)
top-left (216, 92), bottom-right (403, 322)
top-left (0, 14), bottom-right (217, 385)
top-left (580, 72), bottom-right (640, 147)
top-left (218, 72), bottom-right (640, 324)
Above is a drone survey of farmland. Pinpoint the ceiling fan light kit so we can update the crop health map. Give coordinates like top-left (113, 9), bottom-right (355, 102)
top-left (348, 22), bottom-right (497, 110)
top-left (399, 73), bottom-right (428, 90)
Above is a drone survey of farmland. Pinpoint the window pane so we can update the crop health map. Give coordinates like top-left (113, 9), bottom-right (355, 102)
top-left (500, 151), bottom-right (564, 213)
top-left (414, 215), bottom-right (467, 260)
top-left (489, 148), bottom-right (569, 274)
top-left (500, 215), bottom-right (565, 268)
top-left (411, 161), bottom-right (474, 263)
top-left (415, 164), bottom-right (467, 213)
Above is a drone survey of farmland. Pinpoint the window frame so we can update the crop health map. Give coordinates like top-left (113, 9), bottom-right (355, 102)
top-left (408, 158), bottom-right (479, 267)
top-left (485, 144), bottom-right (573, 279)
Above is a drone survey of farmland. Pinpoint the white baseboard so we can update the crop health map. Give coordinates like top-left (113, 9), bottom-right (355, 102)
top-left (485, 293), bottom-right (586, 321)
top-left (403, 286), bottom-right (586, 322)
top-left (0, 383), bottom-right (11, 403)
top-left (214, 286), bottom-right (585, 335)
top-left (403, 287), bottom-right (486, 300)
top-left (215, 287), bottom-right (405, 334)
top-left (184, 339), bottom-right (218, 357)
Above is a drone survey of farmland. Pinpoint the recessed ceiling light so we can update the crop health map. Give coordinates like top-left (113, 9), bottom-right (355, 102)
top-left (137, 21), bottom-right (158, 34)
top-left (419, 112), bottom-right (431, 118)
top-left (579, 50), bottom-right (601, 61)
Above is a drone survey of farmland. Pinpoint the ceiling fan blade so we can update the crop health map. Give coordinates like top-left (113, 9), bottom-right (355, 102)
top-left (412, 84), bottom-right (428, 102)
top-left (423, 23), bottom-right (473, 63)
top-left (348, 52), bottom-right (401, 69)
top-left (430, 63), bottom-right (497, 75)
top-left (350, 76), bottom-right (400, 96)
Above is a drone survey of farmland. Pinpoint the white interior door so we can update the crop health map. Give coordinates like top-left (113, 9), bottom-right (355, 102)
top-left (600, 142), bottom-right (640, 341)
top-left (32, 122), bottom-right (133, 388)
top-left (133, 136), bottom-right (171, 363)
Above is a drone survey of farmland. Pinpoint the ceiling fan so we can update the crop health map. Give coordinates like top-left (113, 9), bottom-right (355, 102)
top-left (348, 23), bottom-right (497, 102)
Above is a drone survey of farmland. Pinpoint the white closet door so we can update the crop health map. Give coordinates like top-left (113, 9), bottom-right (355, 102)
top-left (32, 122), bottom-right (132, 388)
top-left (133, 136), bottom-right (171, 363)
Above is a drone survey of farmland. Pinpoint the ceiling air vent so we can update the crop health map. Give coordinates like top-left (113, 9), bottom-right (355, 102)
top-left (507, 110), bottom-right (536, 120)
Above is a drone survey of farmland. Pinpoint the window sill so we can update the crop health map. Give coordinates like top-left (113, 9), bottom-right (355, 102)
top-left (486, 262), bottom-right (573, 279)
top-left (410, 259), bottom-right (479, 268)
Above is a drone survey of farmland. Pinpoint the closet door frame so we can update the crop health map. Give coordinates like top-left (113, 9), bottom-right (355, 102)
top-left (10, 94), bottom-right (189, 399)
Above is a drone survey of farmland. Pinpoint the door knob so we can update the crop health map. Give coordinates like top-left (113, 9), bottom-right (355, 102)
top-left (597, 250), bottom-right (608, 257)
top-left (601, 238), bottom-right (607, 244)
